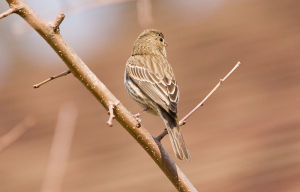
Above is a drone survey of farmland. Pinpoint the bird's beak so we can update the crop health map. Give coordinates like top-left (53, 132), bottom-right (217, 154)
top-left (164, 41), bottom-right (168, 47)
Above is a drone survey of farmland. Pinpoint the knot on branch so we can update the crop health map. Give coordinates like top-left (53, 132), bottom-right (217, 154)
top-left (106, 101), bottom-right (120, 127)
top-left (51, 13), bottom-right (65, 33)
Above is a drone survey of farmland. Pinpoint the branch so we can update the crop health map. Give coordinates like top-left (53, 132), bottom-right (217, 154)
top-left (179, 61), bottom-right (240, 125)
top-left (0, 116), bottom-right (36, 152)
top-left (33, 70), bottom-right (71, 88)
top-left (0, 8), bottom-right (17, 19)
top-left (137, 0), bottom-right (153, 28)
top-left (61, 0), bottom-right (135, 15)
top-left (1, 1), bottom-right (198, 191)
top-left (157, 62), bottom-right (240, 140)
top-left (41, 104), bottom-right (77, 192)
top-left (106, 101), bottom-right (120, 127)
top-left (51, 13), bottom-right (65, 33)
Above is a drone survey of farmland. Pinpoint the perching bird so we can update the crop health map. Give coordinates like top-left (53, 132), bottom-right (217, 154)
top-left (124, 29), bottom-right (190, 160)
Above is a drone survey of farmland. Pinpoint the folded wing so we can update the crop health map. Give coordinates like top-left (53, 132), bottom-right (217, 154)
top-left (126, 56), bottom-right (179, 116)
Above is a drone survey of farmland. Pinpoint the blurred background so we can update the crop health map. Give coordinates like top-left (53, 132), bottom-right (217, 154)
top-left (1, 0), bottom-right (300, 191)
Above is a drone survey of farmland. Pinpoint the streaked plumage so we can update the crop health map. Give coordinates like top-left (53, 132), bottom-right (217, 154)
top-left (124, 29), bottom-right (190, 160)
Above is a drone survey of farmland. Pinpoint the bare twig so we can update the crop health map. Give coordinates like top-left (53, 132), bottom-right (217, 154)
top-left (179, 61), bottom-right (240, 125)
top-left (0, 8), bottom-right (17, 19)
top-left (137, 0), bottom-right (153, 28)
top-left (157, 61), bottom-right (241, 140)
top-left (33, 70), bottom-right (71, 88)
top-left (51, 13), bottom-right (65, 33)
top-left (2, 1), bottom-right (198, 191)
top-left (106, 101), bottom-right (120, 127)
top-left (0, 116), bottom-right (36, 152)
top-left (41, 103), bottom-right (77, 192)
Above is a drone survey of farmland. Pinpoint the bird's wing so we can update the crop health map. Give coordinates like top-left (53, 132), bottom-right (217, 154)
top-left (126, 55), bottom-right (179, 115)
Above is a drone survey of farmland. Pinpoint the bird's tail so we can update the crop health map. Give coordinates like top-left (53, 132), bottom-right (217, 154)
top-left (159, 109), bottom-right (191, 160)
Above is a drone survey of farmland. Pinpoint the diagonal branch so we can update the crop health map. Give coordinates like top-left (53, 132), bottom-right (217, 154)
top-left (33, 70), bottom-right (71, 88)
top-left (0, 116), bottom-right (36, 152)
top-left (157, 62), bottom-right (240, 139)
top-left (41, 104), bottom-right (77, 192)
top-left (179, 61), bottom-right (240, 126)
top-left (1, 1), bottom-right (198, 191)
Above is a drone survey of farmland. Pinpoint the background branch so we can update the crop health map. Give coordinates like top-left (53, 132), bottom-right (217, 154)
top-left (137, 0), bottom-right (153, 28)
top-left (41, 103), bottom-right (77, 192)
top-left (0, 116), bottom-right (35, 152)
top-left (2, 1), bottom-right (197, 191)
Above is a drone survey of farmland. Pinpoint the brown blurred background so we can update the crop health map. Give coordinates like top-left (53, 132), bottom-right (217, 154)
top-left (1, 0), bottom-right (300, 191)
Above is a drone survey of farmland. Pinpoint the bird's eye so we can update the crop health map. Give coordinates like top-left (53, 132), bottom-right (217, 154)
top-left (159, 38), bottom-right (164, 42)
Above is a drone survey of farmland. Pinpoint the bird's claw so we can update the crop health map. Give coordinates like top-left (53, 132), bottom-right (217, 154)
top-left (134, 113), bottom-right (141, 118)
top-left (134, 113), bottom-right (142, 128)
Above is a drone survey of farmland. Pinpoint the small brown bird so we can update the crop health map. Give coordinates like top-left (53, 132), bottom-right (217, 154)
top-left (124, 29), bottom-right (190, 160)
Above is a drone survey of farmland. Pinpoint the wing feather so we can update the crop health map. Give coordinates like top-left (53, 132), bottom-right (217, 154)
top-left (126, 55), bottom-right (179, 115)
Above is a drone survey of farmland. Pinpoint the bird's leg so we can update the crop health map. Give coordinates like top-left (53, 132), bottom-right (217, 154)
top-left (134, 107), bottom-right (149, 117)
top-left (134, 107), bottom-right (150, 128)
top-left (155, 129), bottom-right (168, 142)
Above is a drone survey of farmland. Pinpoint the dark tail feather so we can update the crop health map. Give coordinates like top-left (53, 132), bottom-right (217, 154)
top-left (159, 109), bottom-right (191, 160)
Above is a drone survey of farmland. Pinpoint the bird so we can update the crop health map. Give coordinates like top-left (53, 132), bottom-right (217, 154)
top-left (124, 29), bottom-right (190, 160)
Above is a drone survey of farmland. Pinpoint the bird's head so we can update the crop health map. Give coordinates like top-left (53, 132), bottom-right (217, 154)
top-left (132, 29), bottom-right (167, 57)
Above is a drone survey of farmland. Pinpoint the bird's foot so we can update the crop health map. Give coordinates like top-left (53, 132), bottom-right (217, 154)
top-left (133, 107), bottom-right (150, 128)
top-left (134, 113), bottom-right (142, 128)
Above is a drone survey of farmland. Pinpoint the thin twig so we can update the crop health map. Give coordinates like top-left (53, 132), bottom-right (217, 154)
top-left (51, 13), bottom-right (65, 33)
top-left (41, 103), bottom-right (77, 192)
top-left (33, 70), bottom-right (71, 88)
top-left (0, 116), bottom-right (36, 152)
top-left (2, 1), bottom-right (198, 191)
top-left (157, 61), bottom-right (241, 140)
top-left (0, 8), bottom-right (17, 19)
top-left (106, 101), bottom-right (120, 127)
top-left (179, 61), bottom-right (240, 125)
